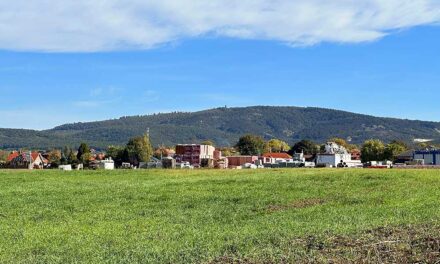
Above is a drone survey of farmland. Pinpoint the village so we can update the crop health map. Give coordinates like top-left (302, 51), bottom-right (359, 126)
top-left (0, 134), bottom-right (439, 171)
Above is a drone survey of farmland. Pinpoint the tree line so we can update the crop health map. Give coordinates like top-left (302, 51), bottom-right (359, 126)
top-left (233, 134), bottom-right (411, 162)
top-left (0, 134), bottom-right (154, 169)
top-left (0, 132), bottom-right (432, 168)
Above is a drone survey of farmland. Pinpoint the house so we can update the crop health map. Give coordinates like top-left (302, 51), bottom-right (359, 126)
top-left (175, 144), bottom-right (215, 167)
top-left (316, 142), bottom-right (362, 168)
top-left (413, 150), bottom-right (440, 165)
top-left (261, 152), bottom-right (316, 168)
top-left (7, 151), bottom-right (47, 169)
top-left (291, 152), bottom-right (315, 168)
top-left (262, 153), bottom-right (292, 164)
top-left (6, 151), bottom-right (19, 163)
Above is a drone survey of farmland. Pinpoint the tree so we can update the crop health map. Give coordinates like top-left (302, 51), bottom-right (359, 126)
top-left (288, 140), bottom-right (319, 155)
top-left (235, 134), bottom-right (265, 155)
top-left (384, 140), bottom-right (408, 161)
top-left (68, 152), bottom-right (78, 165)
top-left (218, 147), bottom-right (236, 157)
top-left (154, 145), bottom-right (176, 159)
top-left (0, 150), bottom-right (8, 162)
top-left (125, 134), bottom-right (154, 165)
top-left (48, 149), bottom-right (62, 168)
top-left (361, 139), bottom-right (385, 162)
top-left (328, 138), bottom-right (358, 151)
top-left (418, 142), bottom-right (429, 149)
top-left (264, 139), bottom-right (290, 153)
top-left (77, 143), bottom-right (91, 163)
top-left (201, 140), bottom-right (215, 147)
top-left (60, 146), bottom-right (71, 165)
top-left (107, 145), bottom-right (126, 167)
top-left (62, 146), bottom-right (72, 157)
top-left (329, 137), bottom-right (349, 148)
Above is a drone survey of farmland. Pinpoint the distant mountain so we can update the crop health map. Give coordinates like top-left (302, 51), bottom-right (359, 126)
top-left (1, 106), bottom-right (440, 149)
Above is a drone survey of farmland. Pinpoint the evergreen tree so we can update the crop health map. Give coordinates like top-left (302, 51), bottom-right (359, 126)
top-left (77, 143), bottom-right (91, 163)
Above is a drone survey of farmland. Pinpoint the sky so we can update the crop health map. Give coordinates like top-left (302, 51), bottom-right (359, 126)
top-left (0, 0), bottom-right (439, 130)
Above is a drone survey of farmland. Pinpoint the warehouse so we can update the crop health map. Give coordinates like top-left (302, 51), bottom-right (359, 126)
top-left (413, 150), bottom-right (440, 165)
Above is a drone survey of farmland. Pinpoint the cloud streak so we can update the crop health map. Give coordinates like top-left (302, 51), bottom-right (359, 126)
top-left (0, 0), bottom-right (439, 52)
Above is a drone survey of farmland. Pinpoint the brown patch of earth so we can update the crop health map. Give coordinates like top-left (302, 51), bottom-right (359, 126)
top-left (209, 225), bottom-right (440, 264)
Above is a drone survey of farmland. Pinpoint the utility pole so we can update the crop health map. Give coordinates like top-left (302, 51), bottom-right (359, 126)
top-left (29, 151), bottom-right (32, 170)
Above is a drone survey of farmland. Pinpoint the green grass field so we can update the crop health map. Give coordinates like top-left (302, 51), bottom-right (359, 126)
top-left (1, 169), bottom-right (440, 263)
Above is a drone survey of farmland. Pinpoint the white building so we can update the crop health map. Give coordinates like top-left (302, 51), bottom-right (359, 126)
top-left (316, 153), bottom-right (353, 167)
top-left (98, 158), bottom-right (115, 170)
top-left (59, 165), bottom-right (72, 171)
top-left (316, 142), bottom-right (361, 168)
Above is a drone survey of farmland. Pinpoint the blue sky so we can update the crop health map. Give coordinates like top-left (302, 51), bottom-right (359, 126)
top-left (0, 1), bottom-right (439, 129)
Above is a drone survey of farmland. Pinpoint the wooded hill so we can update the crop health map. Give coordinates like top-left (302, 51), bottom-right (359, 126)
top-left (1, 106), bottom-right (440, 149)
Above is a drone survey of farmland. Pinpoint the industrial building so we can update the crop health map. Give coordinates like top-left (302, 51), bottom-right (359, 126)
top-left (413, 150), bottom-right (440, 165)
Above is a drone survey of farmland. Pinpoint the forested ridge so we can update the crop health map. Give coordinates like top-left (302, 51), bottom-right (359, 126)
top-left (1, 106), bottom-right (439, 149)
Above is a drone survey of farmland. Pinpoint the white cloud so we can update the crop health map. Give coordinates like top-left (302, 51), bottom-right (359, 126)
top-left (0, 0), bottom-right (439, 52)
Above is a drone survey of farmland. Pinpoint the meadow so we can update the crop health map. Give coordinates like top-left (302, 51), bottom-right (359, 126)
top-left (1, 169), bottom-right (440, 263)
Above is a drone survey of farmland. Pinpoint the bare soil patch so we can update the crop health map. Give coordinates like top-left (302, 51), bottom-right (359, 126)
top-left (210, 225), bottom-right (440, 264)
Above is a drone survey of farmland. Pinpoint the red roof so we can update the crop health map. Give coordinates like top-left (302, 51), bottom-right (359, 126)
top-left (7, 151), bottom-right (46, 163)
top-left (262, 153), bottom-right (292, 159)
top-left (31, 152), bottom-right (40, 161)
top-left (7, 152), bottom-right (19, 162)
